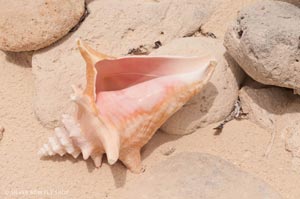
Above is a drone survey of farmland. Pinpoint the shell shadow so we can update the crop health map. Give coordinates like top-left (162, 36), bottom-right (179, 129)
top-left (40, 154), bottom-right (79, 164)
top-left (142, 131), bottom-right (182, 160)
top-left (107, 131), bottom-right (182, 189)
top-left (109, 161), bottom-right (128, 188)
top-left (85, 154), bottom-right (128, 189)
top-left (85, 0), bottom-right (95, 4)
top-left (41, 153), bottom-right (128, 188)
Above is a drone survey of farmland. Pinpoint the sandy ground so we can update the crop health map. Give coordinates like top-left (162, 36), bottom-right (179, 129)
top-left (1, 0), bottom-right (300, 199)
top-left (0, 52), bottom-right (300, 199)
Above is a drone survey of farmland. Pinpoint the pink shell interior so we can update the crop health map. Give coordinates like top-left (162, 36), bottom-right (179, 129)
top-left (95, 56), bottom-right (211, 92)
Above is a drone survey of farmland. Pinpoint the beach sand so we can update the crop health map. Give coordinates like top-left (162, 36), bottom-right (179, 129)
top-left (0, 53), bottom-right (300, 198)
top-left (1, 0), bottom-right (300, 198)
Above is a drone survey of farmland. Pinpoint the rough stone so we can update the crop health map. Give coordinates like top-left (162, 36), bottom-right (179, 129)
top-left (32, 0), bottom-right (222, 127)
top-left (224, 0), bottom-right (300, 90)
top-left (286, 130), bottom-right (300, 158)
top-left (278, 97), bottom-right (300, 158)
top-left (152, 37), bottom-right (244, 135)
top-left (239, 78), bottom-right (291, 130)
top-left (238, 78), bottom-right (300, 160)
top-left (201, 0), bottom-right (260, 39)
top-left (278, 0), bottom-right (300, 7)
top-left (0, 0), bottom-right (85, 52)
top-left (119, 152), bottom-right (282, 199)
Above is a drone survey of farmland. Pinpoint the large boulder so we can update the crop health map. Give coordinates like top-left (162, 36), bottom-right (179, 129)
top-left (151, 37), bottom-right (244, 135)
top-left (224, 0), bottom-right (300, 90)
top-left (0, 0), bottom-right (85, 52)
top-left (117, 152), bottom-right (282, 199)
top-left (32, 0), bottom-right (222, 127)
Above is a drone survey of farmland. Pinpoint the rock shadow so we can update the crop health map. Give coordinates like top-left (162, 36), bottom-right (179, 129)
top-left (40, 154), bottom-right (79, 165)
top-left (4, 51), bottom-right (33, 68)
top-left (161, 82), bottom-right (218, 134)
top-left (239, 76), bottom-right (296, 116)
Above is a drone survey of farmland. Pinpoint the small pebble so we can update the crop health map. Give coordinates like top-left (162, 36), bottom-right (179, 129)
top-left (160, 146), bottom-right (176, 156)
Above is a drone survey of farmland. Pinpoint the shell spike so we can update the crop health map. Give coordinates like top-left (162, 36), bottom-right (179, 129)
top-left (88, 120), bottom-right (120, 165)
top-left (103, 139), bottom-right (119, 165)
top-left (81, 145), bottom-right (93, 160)
top-left (76, 39), bottom-right (113, 63)
top-left (91, 153), bottom-right (103, 168)
top-left (77, 39), bottom-right (114, 100)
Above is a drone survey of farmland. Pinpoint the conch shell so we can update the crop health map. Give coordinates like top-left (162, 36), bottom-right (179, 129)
top-left (38, 39), bottom-right (216, 173)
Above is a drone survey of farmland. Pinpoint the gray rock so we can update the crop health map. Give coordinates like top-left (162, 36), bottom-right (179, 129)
top-left (119, 152), bottom-right (282, 199)
top-left (151, 37), bottom-right (244, 135)
top-left (224, 0), bottom-right (300, 90)
top-left (32, 0), bottom-right (222, 127)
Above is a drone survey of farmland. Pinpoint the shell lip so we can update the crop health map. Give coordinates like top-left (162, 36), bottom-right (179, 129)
top-left (98, 55), bottom-right (216, 64)
top-left (113, 55), bottom-right (202, 60)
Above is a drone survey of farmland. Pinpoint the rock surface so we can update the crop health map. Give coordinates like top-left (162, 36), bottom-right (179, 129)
top-left (151, 37), bottom-right (244, 135)
top-left (32, 0), bottom-right (222, 127)
top-left (224, 0), bottom-right (300, 90)
top-left (201, 0), bottom-right (260, 39)
top-left (239, 78), bottom-right (300, 160)
top-left (277, 97), bottom-right (300, 159)
top-left (118, 152), bottom-right (282, 199)
top-left (0, 0), bottom-right (85, 52)
top-left (278, 0), bottom-right (300, 7)
top-left (239, 78), bottom-right (291, 130)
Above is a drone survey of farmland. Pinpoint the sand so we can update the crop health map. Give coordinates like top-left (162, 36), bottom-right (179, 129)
top-left (1, 0), bottom-right (300, 199)
top-left (0, 54), bottom-right (300, 198)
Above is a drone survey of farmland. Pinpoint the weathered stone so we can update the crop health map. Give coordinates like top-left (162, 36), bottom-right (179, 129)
top-left (119, 152), bottom-right (282, 199)
top-left (286, 130), bottom-right (300, 158)
top-left (238, 78), bottom-right (300, 160)
top-left (32, 0), bottom-right (221, 127)
top-left (278, 97), bottom-right (300, 158)
top-left (0, 0), bottom-right (85, 52)
top-left (239, 78), bottom-right (291, 130)
top-left (201, 0), bottom-right (260, 39)
top-left (278, 0), bottom-right (300, 7)
top-left (152, 37), bottom-right (244, 135)
top-left (224, 0), bottom-right (300, 90)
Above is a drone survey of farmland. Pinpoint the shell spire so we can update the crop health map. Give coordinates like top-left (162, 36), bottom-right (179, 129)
top-left (38, 39), bottom-right (216, 173)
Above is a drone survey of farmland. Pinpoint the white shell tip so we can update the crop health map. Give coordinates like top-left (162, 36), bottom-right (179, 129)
top-left (91, 154), bottom-right (103, 168)
top-left (71, 150), bottom-right (81, 159)
top-left (37, 151), bottom-right (44, 158)
top-left (82, 147), bottom-right (92, 160)
top-left (107, 158), bottom-right (118, 165)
